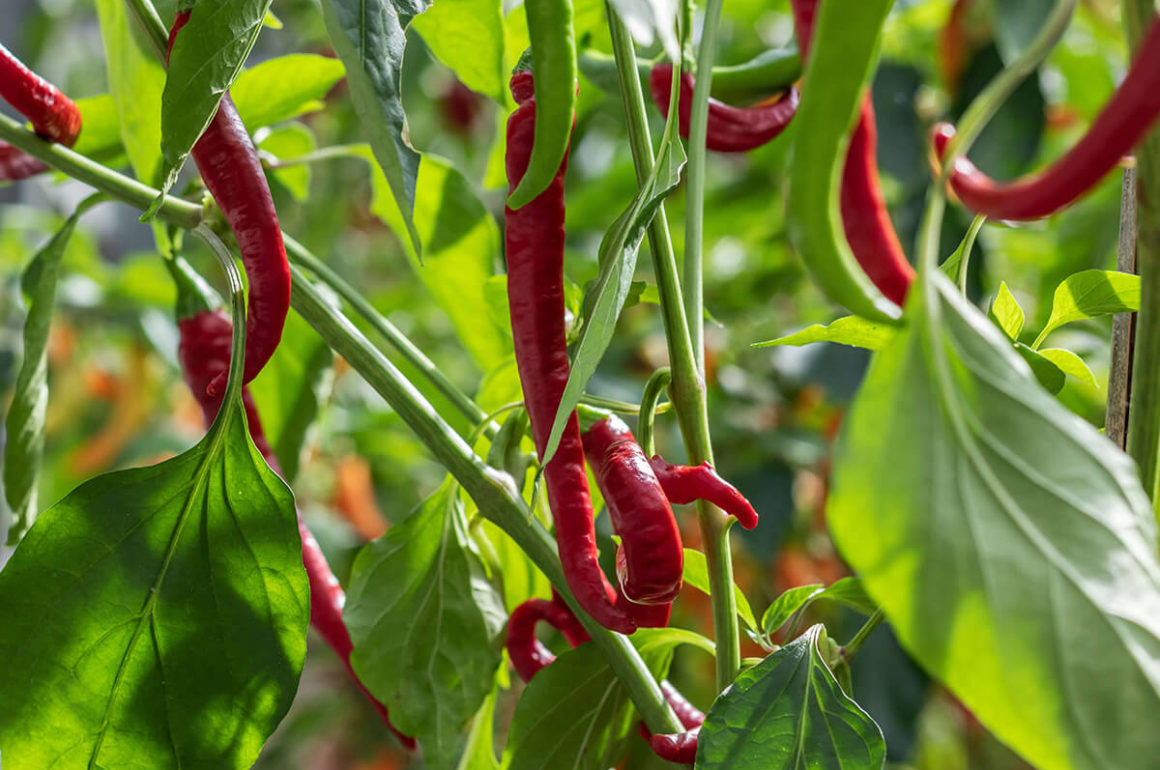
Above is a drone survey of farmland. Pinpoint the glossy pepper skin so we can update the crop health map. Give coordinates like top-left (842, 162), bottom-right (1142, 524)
top-left (582, 416), bottom-right (683, 605)
top-left (648, 64), bottom-right (800, 153)
top-left (648, 457), bottom-right (759, 530)
top-left (175, 297), bottom-right (414, 749)
top-left (790, 0), bottom-right (915, 307)
top-left (167, 11), bottom-right (291, 396)
top-left (0, 42), bottom-right (81, 181)
top-left (931, 19), bottom-right (1160, 220)
top-left (505, 70), bottom-right (635, 634)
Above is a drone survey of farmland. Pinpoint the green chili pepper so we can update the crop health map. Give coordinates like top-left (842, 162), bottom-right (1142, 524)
top-left (786, 0), bottom-right (902, 323)
top-left (506, 0), bottom-right (578, 210)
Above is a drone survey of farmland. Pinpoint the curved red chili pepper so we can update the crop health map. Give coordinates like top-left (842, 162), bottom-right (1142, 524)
top-left (0, 42), bottom-right (82, 183)
top-left (790, 0), bottom-right (915, 306)
top-left (582, 416), bottom-right (683, 606)
top-left (648, 64), bottom-right (800, 153)
top-left (648, 726), bottom-right (701, 764)
top-left (648, 456), bottom-right (759, 530)
top-left (167, 10), bottom-right (291, 396)
top-left (173, 280), bottom-right (413, 749)
top-left (0, 143), bottom-right (49, 182)
top-left (930, 19), bottom-right (1160, 220)
top-left (505, 71), bottom-right (635, 635)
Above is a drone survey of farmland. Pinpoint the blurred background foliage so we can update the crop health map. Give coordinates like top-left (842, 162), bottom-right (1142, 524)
top-left (0, 0), bottom-right (1128, 767)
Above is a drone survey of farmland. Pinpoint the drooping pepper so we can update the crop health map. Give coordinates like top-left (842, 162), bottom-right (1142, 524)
top-left (169, 258), bottom-right (414, 749)
top-left (790, 0), bottom-right (915, 307)
top-left (167, 10), bottom-right (291, 395)
top-left (0, 42), bottom-right (82, 182)
top-left (647, 64), bottom-right (800, 153)
top-left (931, 17), bottom-right (1160, 220)
top-left (505, 69), bottom-right (635, 634)
top-left (648, 456), bottom-right (760, 531)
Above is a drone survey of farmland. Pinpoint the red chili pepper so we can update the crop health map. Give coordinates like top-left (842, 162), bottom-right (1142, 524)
top-left (582, 416), bottom-right (683, 606)
top-left (648, 726), bottom-right (701, 764)
top-left (648, 64), bottom-right (800, 153)
top-left (505, 70), bottom-right (635, 634)
top-left (790, 0), bottom-right (915, 306)
top-left (930, 19), bottom-right (1160, 220)
top-left (648, 457), bottom-right (759, 530)
top-left (167, 10), bottom-right (291, 396)
top-left (170, 261), bottom-right (413, 749)
top-left (0, 42), bottom-right (82, 183)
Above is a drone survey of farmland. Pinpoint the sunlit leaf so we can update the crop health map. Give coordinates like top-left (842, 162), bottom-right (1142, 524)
top-left (1038, 347), bottom-right (1098, 388)
top-left (987, 281), bottom-right (1024, 341)
top-left (683, 548), bottom-right (757, 631)
top-left (232, 54), bottom-right (347, 129)
top-left (753, 315), bottom-right (895, 351)
top-left (413, 0), bottom-right (506, 102)
top-left (1033, 269), bottom-right (1140, 348)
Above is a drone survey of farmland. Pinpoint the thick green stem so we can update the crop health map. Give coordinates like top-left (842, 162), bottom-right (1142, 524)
top-left (606, 5), bottom-right (741, 690)
top-left (1124, 1), bottom-right (1160, 508)
top-left (125, 0), bottom-right (170, 59)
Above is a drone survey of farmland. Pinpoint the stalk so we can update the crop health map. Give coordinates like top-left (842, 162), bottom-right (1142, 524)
top-left (606, 4), bottom-right (741, 689)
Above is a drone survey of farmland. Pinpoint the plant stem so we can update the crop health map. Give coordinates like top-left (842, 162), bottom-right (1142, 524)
top-left (6, 101), bottom-right (684, 738)
top-left (838, 608), bottom-right (885, 665)
top-left (124, 0), bottom-right (170, 57)
top-left (0, 114), bottom-right (201, 229)
top-left (1124, 1), bottom-right (1160, 508)
top-left (606, 5), bottom-right (741, 690)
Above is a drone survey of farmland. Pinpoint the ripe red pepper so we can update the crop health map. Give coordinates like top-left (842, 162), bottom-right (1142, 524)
top-left (505, 70), bottom-right (635, 634)
top-left (167, 10), bottom-right (291, 395)
top-left (170, 260), bottom-right (413, 749)
top-left (582, 416), bottom-right (683, 606)
top-left (930, 18), bottom-right (1160, 220)
top-left (0, 42), bottom-right (82, 182)
top-left (648, 457), bottom-right (760, 530)
top-left (648, 64), bottom-right (800, 153)
top-left (790, 0), bottom-right (915, 306)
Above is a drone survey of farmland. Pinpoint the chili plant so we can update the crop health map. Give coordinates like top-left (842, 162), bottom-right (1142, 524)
top-left (1, 0), bottom-right (1159, 768)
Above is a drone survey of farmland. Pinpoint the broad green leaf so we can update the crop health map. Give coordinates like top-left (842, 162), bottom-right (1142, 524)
top-left (753, 315), bottom-right (895, 351)
top-left (1038, 347), bottom-right (1098, 388)
top-left (501, 635), bottom-right (672, 770)
top-left (321, 0), bottom-right (427, 252)
top-left (540, 130), bottom-right (686, 467)
top-left (71, 95), bottom-right (123, 159)
top-left (698, 625), bottom-right (886, 769)
top-left (605, 0), bottom-right (679, 60)
top-left (1033, 270), bottom-right (1140, 348)
top-left (4, 197), bottom-right (99, 544)
top-left (347, 480), bottom-right (505, 769)
top-left (413, 0), bottom-right (506, 102)
top-left (248, 310), bottom-right (333, 483)
top-left (987, 281), bottom-right (1024, 341)
top-left (683, 548), bottom-right (756, 631)
top-left (1015, 342), bottom-right (1066, 395)
top-left (761, 584), bottom-right (824, 637)
top-left (830, 270), bottom-right (1160, 770)
top-left (258, 123), bottom-right (318, 201)
top-left (231, 54), bottom-right (347, 129)
top-left (96, 0), bottom-right (167, 185)
top-left (0, 392), bottom-right (308, 769)
top-left (162, 0), bottom-right (274, 186)
top-left (366, 148), bottom-right (511, 371)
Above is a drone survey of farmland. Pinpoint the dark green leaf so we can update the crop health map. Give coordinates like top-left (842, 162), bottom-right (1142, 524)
top-left (761, 584), bottom-right (824, 637)
top-left (698, 625), bottom-right (886, 769)
top-left (346, 480), bottom-right (505, 768)
top-left (321, 0), bottom-right (427, 253)
top-left (231, 54), bottom-right (347, 129)
top-left (4, 198), bottom-right (97, 544)
top-left (162, 0), bottom-right (274, 185)
top-left (753, 315), bottom-right (895, 351)
top-left (829, 270), bottom-right (1160, 770)
top-left (540, 130), bottom-right (685, 466)
top-left (0, 395), bottom-right (308, 768)
top-left (1015, 342), bottom-right (1066, 394)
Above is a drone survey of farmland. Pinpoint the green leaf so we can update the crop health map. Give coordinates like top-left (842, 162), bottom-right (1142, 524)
top-left (346, 480), bottom-right (505, 769)
top-left (4, 197), bottom-right (99, 544)
top-left (814, 576), bottom-right (876, 616)
top-left (698, 625), bottom-right (886, 769)
top-left (321, 0), bottom-right (427, 253)
top-left (458, 685), bottom-right (501, 770)
top-left (1033, 269), bottom-right (1140, 348)
top-left (761, 584), bottom-right (824, 637)
top-left (248, 310), bottom-right (333, 483)
top-left (501, 636), bottom-right (672, 770)
top-left (829, 270), bottom-right (1160, 770)
top-left (0, 392), bottom-right (308, 769)
top-left (71, 94), bottom-right (124, 159)
top-left (258, 123), bottom-right (317, 201)
top-left (1015, 343), bottom-right (1066, 395)
top-left (1038, 347), bottom-right (1098, 388)
top-left (682, 548), bottom-right (757, 631)
top-left (753, 315), bottom-right (895, 351)
top-left (786, 0), bottom-right (900, 323)
top-left (540, 128), bottom-right (686, 467)
top-left (987, 281), bottom-right (1024, 341)
top-left (412, 0), bottom-right (507, 102)
top-left (231, 53), bottom-right (347, 129)
top-left (365, 148), bottom-right (511, 371)
top-left (162, 0), bottom-right (274, 185)
top-left (939, 215), bottom-right (985, 289)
